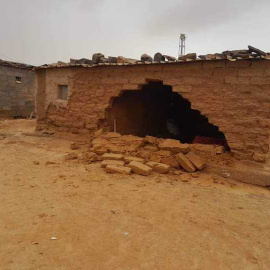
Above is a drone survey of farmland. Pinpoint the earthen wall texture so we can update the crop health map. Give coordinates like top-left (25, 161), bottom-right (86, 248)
top-left (35, 60), bottom-right (270, 166)
top-left (0, 65), bottom-right (35, 117)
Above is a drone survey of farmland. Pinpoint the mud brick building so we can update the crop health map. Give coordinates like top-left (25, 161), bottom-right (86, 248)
top-left (35, 57), bottom-right (270, 169)
top-left (0, 59), bottom-right (35, 117)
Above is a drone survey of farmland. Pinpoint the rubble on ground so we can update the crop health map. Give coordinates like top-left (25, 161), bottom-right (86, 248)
top-left (128, 161), bottom-right (152, 176)
top-left (185, 152), bottom-right (206, 170)
top-left (101, 160), bottom-right (125, 168)
top-left (106, 165), bottom-right (131, 175)
top-left (146, 162), bottom-right (171, 174)
top-left (158, 139), bottom-right (190, 154)
top-left (175, 153), bottom-right (196, 173)
top-left (65, 152), bottom-right (79, 161)
top-left (66, 131), bottom-right (230, 177)
top-left (70, 142), bottom-right (80, 150)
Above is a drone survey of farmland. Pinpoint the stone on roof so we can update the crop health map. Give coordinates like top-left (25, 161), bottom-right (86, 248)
top-left (35, 45), bottom-right (270, 70)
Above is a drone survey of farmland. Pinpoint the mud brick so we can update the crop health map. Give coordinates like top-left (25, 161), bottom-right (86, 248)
top-left (175, 153), bottom-right (196, 173)
top-left (106, 165), bottom-right (131, 175)
top-left (128, 161), bottom-right (152, 176)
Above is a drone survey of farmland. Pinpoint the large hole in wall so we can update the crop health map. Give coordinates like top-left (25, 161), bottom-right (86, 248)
top-left (107, 81), bottom-right (229, 149)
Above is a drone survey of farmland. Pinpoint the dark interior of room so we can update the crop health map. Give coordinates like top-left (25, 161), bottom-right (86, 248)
top-left (107, 82), bottom-right (228, 148)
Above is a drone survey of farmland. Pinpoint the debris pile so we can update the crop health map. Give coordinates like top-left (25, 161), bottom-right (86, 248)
top-left (75, 131), bottom-right (226, 176)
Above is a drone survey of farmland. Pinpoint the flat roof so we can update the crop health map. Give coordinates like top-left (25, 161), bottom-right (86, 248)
top-left (35, 57), bottom-right (270, 70)
top-left (0, 59), bottom-right (34, 70)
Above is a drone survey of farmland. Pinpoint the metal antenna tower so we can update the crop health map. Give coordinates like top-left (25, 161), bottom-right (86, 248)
top-left (178, 34), bottom-right (186, 57)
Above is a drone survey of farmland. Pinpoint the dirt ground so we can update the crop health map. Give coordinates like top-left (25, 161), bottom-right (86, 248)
top-left (0, 119), bottom-right (270, 270)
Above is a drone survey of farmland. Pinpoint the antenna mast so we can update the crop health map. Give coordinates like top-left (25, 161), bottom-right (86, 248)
top-left (178, 34), bottom-right (186, 57)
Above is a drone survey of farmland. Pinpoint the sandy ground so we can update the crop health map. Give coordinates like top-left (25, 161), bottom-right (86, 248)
top-left (0, 119), bottom-right (270, 270)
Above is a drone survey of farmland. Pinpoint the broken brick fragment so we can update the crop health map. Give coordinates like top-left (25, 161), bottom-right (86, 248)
top-left (128, 161), bottom-right (152, 176)
top-left (185, 151), bottom-right (206, 170)
top-left (106, 165), bottom-right (131, 175)
top-left (175, 153), bottom-right (196, 173)
top-left (102, 153), bottom-right (124, 161)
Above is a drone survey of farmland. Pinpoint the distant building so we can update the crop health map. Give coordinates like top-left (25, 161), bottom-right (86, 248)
top-left (0, 59), bottom-right (35, 118)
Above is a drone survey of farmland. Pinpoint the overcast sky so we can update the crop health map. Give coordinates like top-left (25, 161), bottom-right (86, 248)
top-left (0, 0), bottom-right (269, 66)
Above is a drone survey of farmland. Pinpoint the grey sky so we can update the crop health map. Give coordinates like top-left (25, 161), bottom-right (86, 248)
top-left (0, 0), bottom-right (269, 66)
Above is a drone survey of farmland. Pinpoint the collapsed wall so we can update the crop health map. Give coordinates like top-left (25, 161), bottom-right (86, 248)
top-left (35, 59), bottom-right (270, 167)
